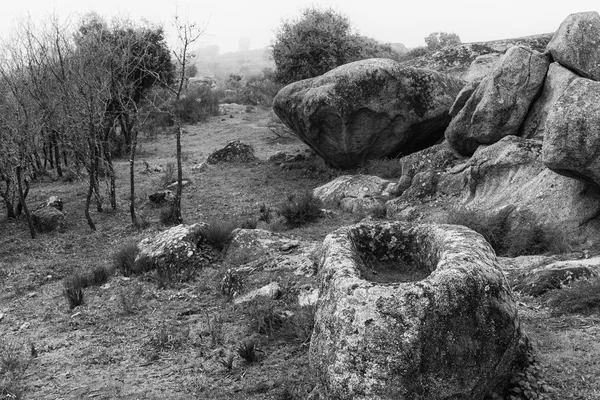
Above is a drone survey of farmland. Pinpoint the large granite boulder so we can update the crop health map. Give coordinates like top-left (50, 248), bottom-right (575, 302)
top-left (206, 140), bottom-right (256, 164)
top-left (311, 221), bottom-right (529, 399)
top-left (547, 11), bottom-right (600, 81)
top-left (273, 58), bottom-right (463, 169)
top-left (445, 46), bottom-right (549, 155)
top-left (520, 63), bottom-right (579, 139)
top-left (313, 175), bottom-right (398, 214)
top-left (543, 78), bottom-right (600, 186)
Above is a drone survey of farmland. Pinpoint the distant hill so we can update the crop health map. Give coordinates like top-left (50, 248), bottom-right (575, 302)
top-left (194, 48), bottom-right (274, 79)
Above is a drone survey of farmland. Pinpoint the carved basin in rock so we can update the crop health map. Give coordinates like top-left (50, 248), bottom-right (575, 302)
top-left (310, 221), bottom-right (529, 400)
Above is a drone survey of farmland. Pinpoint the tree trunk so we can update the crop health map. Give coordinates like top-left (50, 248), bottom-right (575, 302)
top-left (0, 180), bottom-right (16, 220)
top-left (16, 166), bottom-right (35, 239)
top-left (85, 149), bottom-right (97, 231)
top-left (129, 127), bottom-right (138, 225)
top-left (52, 132), bottom-right (62, 177)
top-left (173, 121), bottom-right (183, 224)
top-left (93, 143), bottom-right (103, 213)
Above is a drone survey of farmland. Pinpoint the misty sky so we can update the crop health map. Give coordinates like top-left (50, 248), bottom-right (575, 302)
top-left (1, 0), bottom-right (598, 53)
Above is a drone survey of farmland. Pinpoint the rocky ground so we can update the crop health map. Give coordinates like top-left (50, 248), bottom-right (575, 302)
top-left (0, 107), bottom-right (599, 399)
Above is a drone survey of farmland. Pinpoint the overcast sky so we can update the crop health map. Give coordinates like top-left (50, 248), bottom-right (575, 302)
top-left (1, 0), bottom-right (599, 53)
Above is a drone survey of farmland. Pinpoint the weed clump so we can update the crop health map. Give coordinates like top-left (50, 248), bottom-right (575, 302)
top-left (279, 191), bottom-right (323, 228)
top-left (0, 339), bottom-right (29, 399)
top-left (159, 204), bottom-right (182, 226)
top-left (545, 277), bottom-right (600, 316)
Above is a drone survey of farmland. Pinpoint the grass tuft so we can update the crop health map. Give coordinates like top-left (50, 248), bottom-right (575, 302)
top-left (63, 278), bottom-right (84, 309)
top-left (201, 220), bottom-right (239, 252)
top-left (279, 191), bottom-right (323, 228)
top-left (236, 340), bottom-right (259, 363)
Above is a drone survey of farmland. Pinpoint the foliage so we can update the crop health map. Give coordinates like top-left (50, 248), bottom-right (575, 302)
top-left (113, 243), bottom-right (140, 276)
top-left (545, 277), bottom-right (600, 316)
top-left (424, 32), bottom-right (462, 52)
top-left (447, 208), bottom-right (570, 257)
top-left (361, 158), bottom-right (403, 179)
top-left (492, 352), bottom-right (554, 400)
top-left (217, 353), bottom-right (235, 372)
top-left (220, 69), bottom-right (284, 106)
top-left (148, 322), bottom-right (190, 351)
top-left (236, 340), bottom-right (259, 363)
top-left (160, 162), bottom-right (176, 188)
top-left (279, 191), bottom-right (323, 227)
top-left (205, 313), bottom-right (224, 347)
top-left (271, 7), bottom-right (401, 84)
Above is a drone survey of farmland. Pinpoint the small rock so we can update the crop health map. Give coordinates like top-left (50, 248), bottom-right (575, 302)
top-left (0, 313), bottom-right (4, 321)
top-left (234, 282), bottom-right (282, 304)
top-left (19, 322), bottom-right (31, 331)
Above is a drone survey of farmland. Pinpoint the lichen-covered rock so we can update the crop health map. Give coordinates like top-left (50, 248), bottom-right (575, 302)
top-left (224, 229), bottom-right (319, 276)
top-left (32, 206), bottom-right (65, 232)
top-left (547, 11), bottom-right (600, 81)
top-left (313, 175), bottom-right (398, 214)
top-left (445, 46), bottom-right (549, 155)
top-left (137, 223), bottom-right (207, 267)
top-left (448, 80), bottom-right (479, 117)
top-left (520, 63), bottom-right (579, 139)
top-left (542, 78), bottom-right (600, 186)
top-left (273, 58), bottom-right (463, 169)
top-left (311, 221), bottom-right (529, 400)
top-left (46, 196), bottom-right (63, 211)
top-left (206, 140), bottom-right (256, 164)
top-left (511, 257), bottom-right (600, 296)
top-left (463, 53), bottom-right (501, 82)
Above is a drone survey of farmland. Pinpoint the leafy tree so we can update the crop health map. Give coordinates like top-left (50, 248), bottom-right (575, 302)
top-left (424, 32), bottom-right (462, 52)
top-left (271, 7), bottom-right (401, 84)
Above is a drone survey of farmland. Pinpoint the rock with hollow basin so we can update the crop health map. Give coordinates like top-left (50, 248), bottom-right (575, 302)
top-left (273, 58), bottom-right (463, 169)
top-left (310, 221), bottom-right (529, 400)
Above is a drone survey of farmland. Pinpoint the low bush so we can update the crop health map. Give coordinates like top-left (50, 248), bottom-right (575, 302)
top-left (545, 277), bottom-right (600, 316)
top-left (279, 191), bottom-right (323, 228)
top-left (172, 85), bottom-right (219, 123)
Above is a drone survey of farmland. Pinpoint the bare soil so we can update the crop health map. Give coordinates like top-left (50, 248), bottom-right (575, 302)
top-left (1, 108), bottom-right (598, 399)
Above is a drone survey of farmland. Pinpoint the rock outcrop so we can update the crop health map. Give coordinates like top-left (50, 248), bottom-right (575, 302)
top-left (520, 63), bottom-right (579, 139)
top-left (511, 257), bottom-right (600, 296)
top-left (313, 175), bottom-right (398, 214)
top-left (311, 221), bottom-right (529, 399)
top-left (543, 78), bottom-right (600, 186)
top-left (273, 58), bottom-right (463, 169)
top-left (206, 140), bottom-right (256, 164)
top-left (445, 46), bottom-right (549, 155)
top-left (547, 11), bottom-right (600, 81)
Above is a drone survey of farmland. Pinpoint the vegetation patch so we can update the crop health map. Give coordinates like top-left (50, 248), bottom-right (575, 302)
top-left (544, 277), bottom-right (600, 316)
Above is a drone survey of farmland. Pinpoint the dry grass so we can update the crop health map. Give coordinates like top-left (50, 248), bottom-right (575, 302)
top-left (0, 108), bottom-right (596, 399)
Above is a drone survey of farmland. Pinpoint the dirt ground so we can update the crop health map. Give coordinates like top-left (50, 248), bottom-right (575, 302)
top-left (1, 107), bottom-right (599, 399)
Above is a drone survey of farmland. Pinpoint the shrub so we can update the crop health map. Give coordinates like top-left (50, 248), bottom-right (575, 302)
top-left (545, 277), bottom-right (600, 316)
top-left (424, 32), bottom-right (462, 52)
top-left (272, 7), bottom-right (401, 84)
top-left (89, 266), bottom-right (111, 286)
top-left (148, 322), bottom-right (190, 351)
top-left (218, 353), bottom-right (235, 372)
top-left (279, 191), bottom-right (323, 227)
